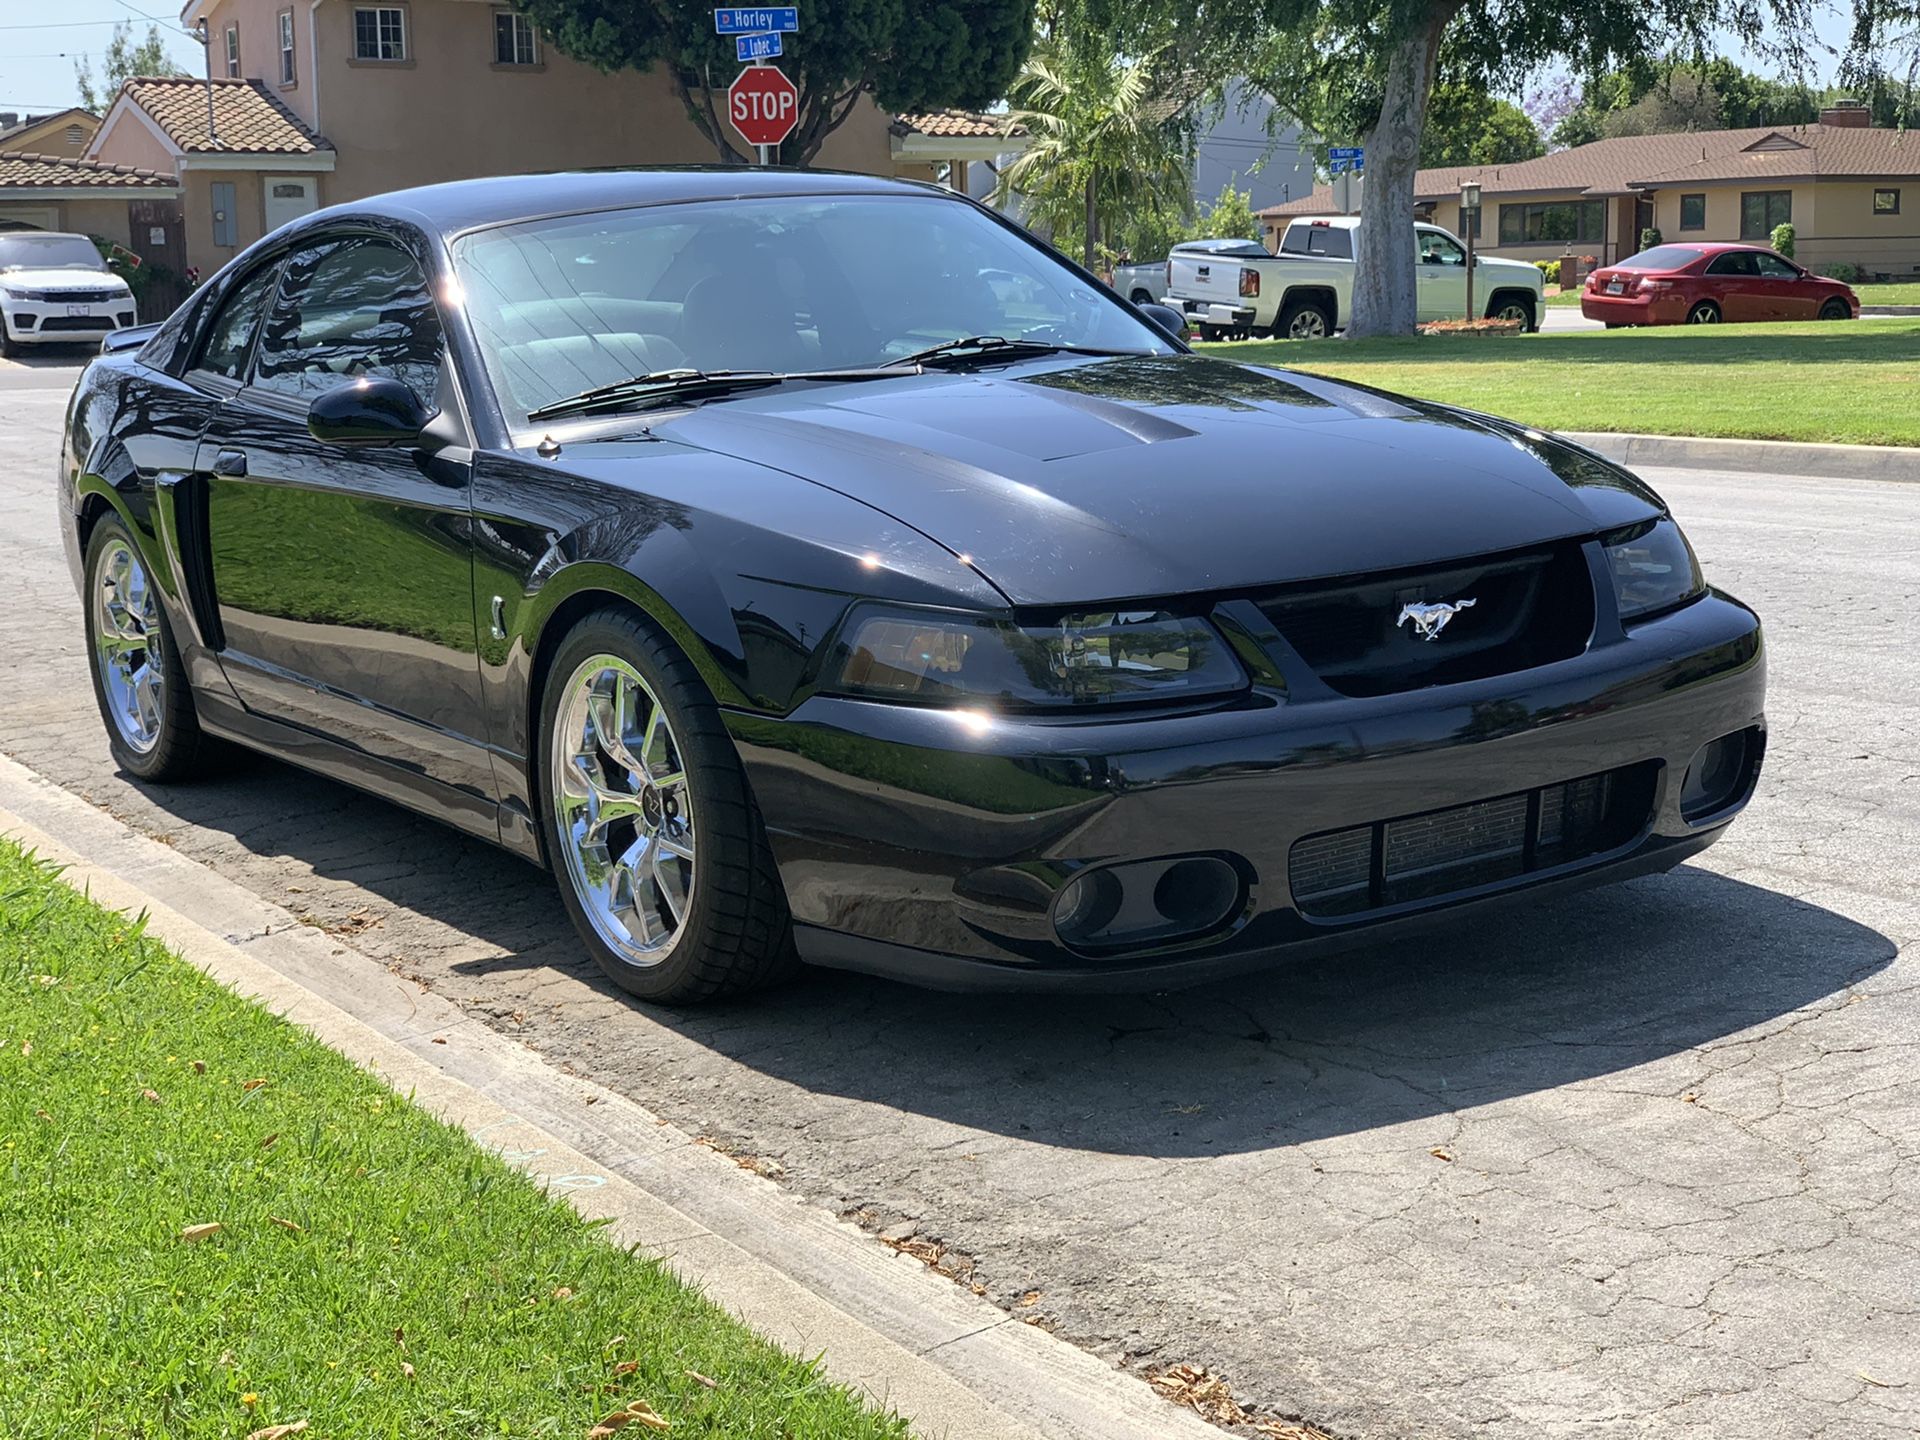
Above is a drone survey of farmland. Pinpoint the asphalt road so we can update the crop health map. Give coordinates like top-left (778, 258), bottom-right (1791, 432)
top-left (4, 352), bottom-right (1916, 1439)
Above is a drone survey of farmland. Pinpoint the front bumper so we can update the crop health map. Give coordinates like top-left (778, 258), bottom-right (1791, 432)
top-left (3, 298), bottom-right (137, 343)
top-left (729, 592), bottom-right (1766, 990)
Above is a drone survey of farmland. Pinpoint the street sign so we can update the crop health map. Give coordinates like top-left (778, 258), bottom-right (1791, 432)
top-left (728, 64), bottom-right (800, 148)
top-left (714, 7), bottom-right (798, 33)
top-left (1329, 145), bottom-right (1364, 162)
top-left (1329, 158), bottom-right (1354, 174)
top-left (736, 31), bottom-right (783, 60)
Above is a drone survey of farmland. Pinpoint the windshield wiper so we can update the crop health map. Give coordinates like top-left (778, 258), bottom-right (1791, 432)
top-left (525, 365), bottom-right (920, 424)
top-left (882, 336), bottom-right (1147, 370)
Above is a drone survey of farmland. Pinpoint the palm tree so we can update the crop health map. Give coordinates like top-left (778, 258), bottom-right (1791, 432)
top-left (993, 38), bottom-right (1195, 271)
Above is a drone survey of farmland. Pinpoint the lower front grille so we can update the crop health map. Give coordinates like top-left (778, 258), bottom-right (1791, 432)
top-left (37, 315), bottom-right (115, 332)
top-left (1288, 763), bottom-right (1656, 919)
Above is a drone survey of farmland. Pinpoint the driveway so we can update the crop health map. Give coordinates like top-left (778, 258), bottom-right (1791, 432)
top-left (4, 355), bottom-right (1915, 1439)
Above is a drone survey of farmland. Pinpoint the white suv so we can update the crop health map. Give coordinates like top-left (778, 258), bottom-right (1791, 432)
top-left (0, 231), bottom-right (138, 356)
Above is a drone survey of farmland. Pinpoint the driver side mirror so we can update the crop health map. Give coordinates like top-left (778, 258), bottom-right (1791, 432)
top-left (1138, 302), bottom-right (1188, 341)
top-left (308, 376), bottom-right (433, 447)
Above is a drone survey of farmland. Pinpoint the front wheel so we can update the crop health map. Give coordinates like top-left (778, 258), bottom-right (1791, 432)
top-left (1819, 298), bottom-right (1851, 321)
top-left (539, 608), bottom-right (795, 1004)
top-left (83, 515), bottom-right (209, 780)
top-left (1687, 301), bottom-right (1722, 324)
top-left (1487, 295), bottom-right (1537, 331)
top-left (1278, 298), bottom-right (1333, 340)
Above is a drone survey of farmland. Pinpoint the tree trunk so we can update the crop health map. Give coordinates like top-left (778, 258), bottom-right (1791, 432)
top-left (1347, 1), bottom-right (1459, 338)
top-left (1084, 168), bottom-right (1098, 270)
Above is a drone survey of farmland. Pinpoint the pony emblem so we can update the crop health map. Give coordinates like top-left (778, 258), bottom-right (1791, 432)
top-left (1396, 597), bottom-right (1477, 642)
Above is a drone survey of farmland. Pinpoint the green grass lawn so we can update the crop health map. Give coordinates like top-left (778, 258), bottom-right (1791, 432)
top-left (1855, 281), bottom-right (1920, 306)
top-left (0, 840), bottom-right (910, 1440)
top-left (1195, 318), bottom-right (1920, 446)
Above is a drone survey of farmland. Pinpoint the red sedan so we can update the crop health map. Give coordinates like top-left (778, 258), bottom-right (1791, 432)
top-left (1581, 242), bottom-right (1859, 326)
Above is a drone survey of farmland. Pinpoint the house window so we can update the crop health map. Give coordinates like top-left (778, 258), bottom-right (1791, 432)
top-left (1497, 200), bottom-right (1606, 246)
top-left (1679, 194), bottom-right (1706, 231)
top-left (1875, 188), bottom-right (1901, 216)
top-left (493, 9), bottom-right (539, 66)
top-left (353, 6), bottom-right (407, 61)
top-left (224, 24), bottom-right (240, 77)
top-left (1740, 190), bottom-right (1792, 240)
top-left (279, 10), bottom-right (296, 84)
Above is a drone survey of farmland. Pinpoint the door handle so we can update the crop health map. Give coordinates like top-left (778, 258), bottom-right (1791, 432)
top-left (211, 449), bottom-right (248, 478)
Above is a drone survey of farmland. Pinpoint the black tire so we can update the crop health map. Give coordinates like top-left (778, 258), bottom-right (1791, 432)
top-left (0, 324), bottom-right (20, 360)
top-left (82, 514), bottom-right (209, 781)
top-left (1197, 323), bottom-right (1221, 342)
top-left (1486, 292), bottom-right (1537, 331)
top-left (537, 606), bottom-right (796, 1004)
top-left (1129, 289), bottom-right (1154, 305)
top-left (1819, 298), bottom-right (1851, 320)
top-left (1687, 300), bottom-right (1722, 325)
top-left (1277, 297), bottom-right (1333, 340)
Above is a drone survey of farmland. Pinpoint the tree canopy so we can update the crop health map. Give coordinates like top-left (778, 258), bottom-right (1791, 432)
top-left (507, 0), bottom-right (1033, 165)
top-left (74, 23), bottom-right (189, 113)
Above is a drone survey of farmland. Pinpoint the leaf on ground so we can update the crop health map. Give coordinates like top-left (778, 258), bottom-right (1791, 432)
top-left (588, 1399), bottom-right (672, 1435)
top-left (684, 1369), bottom-right (717, 1389)
top-left (401, 1361), bottom-right (416, 1380)
top-left (19, 1040), bottom-right (30, 1056)
top-left (613, 1361), bottom-right (639, 1377)
top-left (191, 1058), bottom-right (207, 1073)
top-left (246, 1422), bottom-right (310, 1440)
top-left (34, 1107), bottom-right (52, 1122)
top-left (1429, 1146), bottom-right (1455, 1163)
top-left (260, 1132), bottom-right (280, 1151)
top-left (141, 1088), bottom-right (162, 1104)
top-left (268, 1215), bottom-right (304, 1233)
top-left (242, 1078), bottom-right (269, 1091)
top-left (553, 1286), bottom-right (574, 1300)
top-left (180, 1222), bottom-right (223, 1243)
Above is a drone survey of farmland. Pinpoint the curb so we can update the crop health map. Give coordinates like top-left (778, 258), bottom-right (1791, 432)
top-left (1859, 305), bottom-right (1920, 316)
top-left (0, 754), bottom-right (1220, 1440)
top-left (1561, 430), bottom-right (1920, 483)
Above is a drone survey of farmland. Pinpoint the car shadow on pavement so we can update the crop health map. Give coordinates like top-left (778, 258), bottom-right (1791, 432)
top-left (96, 756), bottom-right (1892, 1159)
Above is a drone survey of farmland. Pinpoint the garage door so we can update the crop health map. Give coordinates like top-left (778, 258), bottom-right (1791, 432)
top-left (0, 206), bottom-right (58, 231)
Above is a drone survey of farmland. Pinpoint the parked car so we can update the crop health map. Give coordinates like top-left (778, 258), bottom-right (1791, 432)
top-left (1112, 240), bottom-right (1263, 307)
top-left (1170, 217), bottom-right (1545, 339)
top-left (1581, 243), bottom-right (1859, 326)
top-left (0, 231), bottom-right (138, 357)
top-left (62, 170), bottom-right (1764, 1004)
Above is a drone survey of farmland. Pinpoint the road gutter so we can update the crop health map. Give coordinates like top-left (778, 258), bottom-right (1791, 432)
top-left (0, 752), bottom-right (1220, 1440)
top-left (1562, 430), bottom-right (1920, 483)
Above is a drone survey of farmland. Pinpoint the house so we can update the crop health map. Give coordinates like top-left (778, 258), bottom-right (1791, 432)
top-left (0, 109), bottom-right (103, 159)
top-left (1258, 104), bottom-right (1920, 277)
top-left (84, 0), bottom-right (897, 276)
top-left (1194, 81), bottom-right (1312, 217)
top-left (890, 110), bottom-right (1027, 197)
top-left (0, 152), bottom-right (181, 241)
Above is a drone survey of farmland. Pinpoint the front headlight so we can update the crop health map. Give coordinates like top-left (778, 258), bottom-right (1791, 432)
top-left (1604, 517), bottom-right (1704, 621)
top-left (833, 606), bottom-right (1247, 708)
top-left (1, 286), bottom-right (36, 302)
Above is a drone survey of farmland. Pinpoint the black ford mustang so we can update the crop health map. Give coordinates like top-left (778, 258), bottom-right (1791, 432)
top-left (60, 170), bottom-right (1764, 1002)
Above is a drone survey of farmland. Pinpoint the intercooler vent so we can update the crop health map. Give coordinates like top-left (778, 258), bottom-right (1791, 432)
top-left (1287, 764), bottom-right (1655, 920)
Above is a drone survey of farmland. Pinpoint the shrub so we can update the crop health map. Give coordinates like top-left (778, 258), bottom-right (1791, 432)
top-left (1771, 222), bottom-right (1795, 258)
top-left (1822, 261), bottom-right (1862, 284)
top-left (1639, 227), bottom-right (1663, 251)
top-left (1534, 259), bottom-right (1562, 287)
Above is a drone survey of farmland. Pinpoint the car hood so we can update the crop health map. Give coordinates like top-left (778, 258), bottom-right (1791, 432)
top-left (0, 267), bottom-right (127, 292)
top-left (646, 353), bottom-right (1660, 607)
top-left (1476, 254), bottom-right (1544, 282)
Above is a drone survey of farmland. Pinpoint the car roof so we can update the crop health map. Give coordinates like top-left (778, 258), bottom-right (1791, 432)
top-left (302, 166), bottom-right (953, 236)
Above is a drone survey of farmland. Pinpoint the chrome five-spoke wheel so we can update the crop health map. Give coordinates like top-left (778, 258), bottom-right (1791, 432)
top-left (551, 655), bottom-right (697, 967)
top-left (92, 536), bottom-right (164, 754)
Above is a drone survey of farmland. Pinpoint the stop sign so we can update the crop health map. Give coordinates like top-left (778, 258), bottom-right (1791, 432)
top-left (728, 65), bottom-right (800, 149)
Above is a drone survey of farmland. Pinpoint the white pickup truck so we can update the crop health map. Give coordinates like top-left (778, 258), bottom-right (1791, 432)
top-left (1169, 216), bottom-right (1545, 339)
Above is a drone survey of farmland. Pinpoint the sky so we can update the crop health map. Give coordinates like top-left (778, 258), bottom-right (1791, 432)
top-left (0, 0), bottom-right (1877, 124)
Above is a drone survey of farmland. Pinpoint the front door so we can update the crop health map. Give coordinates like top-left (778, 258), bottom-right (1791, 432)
top-left (196, 232), bottom-right (492, 802)
top-left (262, 176), bottom-right (319, 237)
top-left (1753, 250), bottom-right (1816, 320)
top-left (1414, 228), bottom-right (1469, 320)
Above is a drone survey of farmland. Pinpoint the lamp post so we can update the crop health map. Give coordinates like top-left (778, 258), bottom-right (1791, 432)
top-left (1460, 180), bottom-right (1481, 321)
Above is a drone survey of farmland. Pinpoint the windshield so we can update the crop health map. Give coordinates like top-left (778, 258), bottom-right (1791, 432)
top-left (0, 233), bottom-right (109, 273)
top-left (1616, 245), bottom-right (1705, 272)
top-left (452, 193), bottom-right (1173, 426)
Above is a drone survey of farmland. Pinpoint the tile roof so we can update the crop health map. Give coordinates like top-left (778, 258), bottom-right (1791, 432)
top-left (0, 108), bottom-right (99, 143)
top-left (893, 110), bottom-right (1023, 139)
top-left (121, 76), bottom-right (329, 155)
top-left (0, 150), bottom-right (178, 189)
top-left (1257, 123), bottom-right (1920, 217)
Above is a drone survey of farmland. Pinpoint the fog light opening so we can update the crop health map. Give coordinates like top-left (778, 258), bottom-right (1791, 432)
top-left (1053, 855), bottom-right (1245, 954)
top-left (1681, 728), bottom-right (1755, 822)
top-left (1152, 857), bottom-right (1241, 932)
top-left (1053, 869), bottom-right (1124, 945)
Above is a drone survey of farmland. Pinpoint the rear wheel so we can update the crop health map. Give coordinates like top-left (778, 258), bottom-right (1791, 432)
top-left (82, 515), bottom-right (208, 781)
top-left (539, 607), bottom-right (795, 1004)
top-left (1128, 289), bottom-right (1154, 305)
top-left (1278, 297), bottom-right (1333, 340)
top-left (1687, 300), bottom-right (1722, 324)
top-left (1818, 298), bottom-right (1851, 320)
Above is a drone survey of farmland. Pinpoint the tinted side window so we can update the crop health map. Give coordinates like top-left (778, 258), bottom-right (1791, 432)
top-left (1310, 228), bottom-right (1351, 258)
top-left (1280, 227), bottom-right (1308, 255)
top-left (1754, 253), bottom-right (1798, 278)
top-left (254, 235), bottom-right (443, 401)
top-left (195, 261), bottom-right (283, 380)
top-left (1706, 252), bottom-right (1757, 277)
